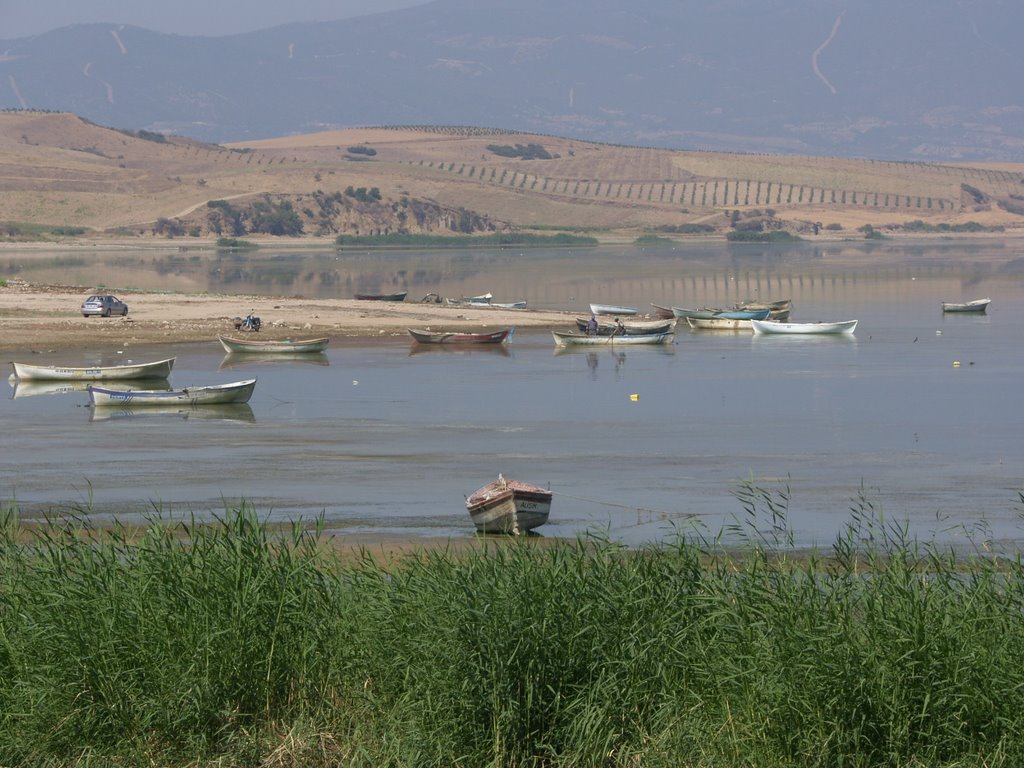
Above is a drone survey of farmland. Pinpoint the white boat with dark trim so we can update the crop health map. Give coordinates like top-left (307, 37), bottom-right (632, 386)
top-left (465, 474), bottom-right (552, 534)
top-left (11, 357), bottom-right (175, 382)
top-left (219, 336), bottom-right (329, 354)
top-left (589, 303), bottom-right (639, 316)
top-left (686, 317), bottom-right (753, 331)
top-left (553, 331), bottom-right (674, 347)
top-left (751, 319), bottom-right (857, 335)
top-left (88, 378), bottom-right (256, 407)
top-left (941, 298), bottom-right (990, 313)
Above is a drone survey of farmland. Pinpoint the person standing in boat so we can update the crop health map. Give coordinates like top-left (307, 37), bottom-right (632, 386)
top-left (586, 314), bottom-right (599, 336)
top-left (613, 317), bottom-right (626, 336)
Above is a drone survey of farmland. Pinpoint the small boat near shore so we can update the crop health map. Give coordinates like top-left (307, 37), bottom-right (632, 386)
top-left (589, 303), bottom-right (639, 316)
top-left (751, 319), bottom-right (858, 335)
top-left (574, 317), bottom-right (675, 335)
top-left (219, 336), bottom-right (330, 354)
top-left (686, 317), bottom-right (754, 331)
top-left (88, 378), bottom-right (256, 407)
top-left (408, 327), bottom-right (514, 344)
top-left (553, 331), bottom-right (674, 347)
top-left (941, 298), bottom-right (990, 313)
top-left (465, 474), bottom-right (553, 535)
top-left (11, 357), bottom-right (175, 382)
top-left (354, 291), bottom-right (407, 301)
top-left (650, 303), bottom-right (675, 319)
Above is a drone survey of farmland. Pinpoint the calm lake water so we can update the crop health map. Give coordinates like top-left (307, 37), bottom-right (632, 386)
top-left (4, 241), bottom-right (1024, 549)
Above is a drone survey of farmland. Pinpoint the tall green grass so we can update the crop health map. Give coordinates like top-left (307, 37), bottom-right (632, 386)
top-left (3, 491), bottom-right (1024, 766)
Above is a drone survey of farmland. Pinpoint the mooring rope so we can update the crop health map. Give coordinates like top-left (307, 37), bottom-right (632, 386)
top-left (550, 489), bottom-right (697, 519)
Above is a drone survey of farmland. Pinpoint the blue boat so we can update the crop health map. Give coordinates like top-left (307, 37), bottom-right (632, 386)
top-left (713, 308), bottom-right (771, 320)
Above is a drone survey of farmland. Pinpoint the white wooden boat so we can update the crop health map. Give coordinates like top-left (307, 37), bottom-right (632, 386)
top-left (553, 331), bottom-right (674, 347)
top-left (941, 298), bottom-right (990, 313)
top-left (491, 300), bottom-right (527, 309)
top-left (11, 357), bottom-right (175, 381)
top-left (219, 336), bottom-right (330, 354)
top-left (686, 317), bottom-right (753, 331)
top-left (408, 327), bottom-right (513, 344)
top-left (751, 319), bottom-right (858, 335)
top-left (88, 378), bottom-right (256, 407)
top-left (589, 303), bottom-right (639, 316)
top-left (465, 474), bottom-right (552, 534)
top-left (671, 306), bottom-right (721, 320)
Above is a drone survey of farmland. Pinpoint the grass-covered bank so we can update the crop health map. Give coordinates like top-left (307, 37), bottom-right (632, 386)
top-left (3, 494), bottom-right (1024, 767)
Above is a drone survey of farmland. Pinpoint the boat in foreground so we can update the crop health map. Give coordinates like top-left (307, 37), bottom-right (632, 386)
top-left (408, 327), bottom-right (513, 344)
top-left (465, 474), bottom-right (553, 534)
top-left (941, 298), bottom-right (990, 313)
top-left (11, 357), bottom-right (175, 381)
top-left (575, 317), bottom-right (675, 335)
top-left (354, 291), bottom-right (407, 301)
top-left (88, 378), bottom-right (257, 407)
top-left (589, 303), bottom-right (639, 316)
top-left (751, 319), bottom-right (858, 335)
top-left (553, 331), bottom-right (674, 347)
top-left (219, 336), bottom-right (329, 354)
top-left (686, 317), bottom-right (753, 331)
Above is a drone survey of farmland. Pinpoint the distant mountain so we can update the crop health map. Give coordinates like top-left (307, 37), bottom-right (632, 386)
top-left (2, 0), bottom-right (1022, 161)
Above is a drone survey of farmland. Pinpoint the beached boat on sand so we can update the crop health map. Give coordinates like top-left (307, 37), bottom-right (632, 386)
top-left (408, 327), bottom-right (514, 344)
top-left (751, 319), bottom-right (858, 335)
top-left (354, 291), bottom-right (407, 301)
top-left (465, 474), bottom-right (553, 534)
top-left (219, 336), bottom-right (329, 354)
top-left (553, 331), bottom-right (674, 347)
top-left (88, 378), bottom-right (256, 407)
top-left (941, 298), bottom-right (990, 313)
top-left (11, 357), bottom-right (175, 382)
top-left (589, 303), bottom-right (639, 316)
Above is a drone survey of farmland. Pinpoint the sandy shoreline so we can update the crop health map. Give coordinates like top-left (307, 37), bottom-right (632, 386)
top-left (0, 278), bottom-right (579, 354)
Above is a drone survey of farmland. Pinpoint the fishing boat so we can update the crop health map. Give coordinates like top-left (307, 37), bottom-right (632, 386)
top-left (686, 317), bottom-right (753, 331)
top-left (408, 327), bottom-right (514, 344)
top-left (941, 298), bottom-right (990, 313)
top-left (751, 319), bottom-right (858, 335)
top-left (465, 474), bottom-right (552, 535)
top-left (671, 306), bottom-right (722, 320)
top-left (491, 300), bottom-right (527, 309)
top-left (87, 378), bottom-right (257, 407)
top-left (552, 331), bottom-right (674, 347)
top-left (462, 292), bottom-right (493, 305)
top-left (713, 308), bottom-right (771, 321)
top-left (589, 303), bottom-right (639, 316)
top-left (574, 317), bottom-right (675, 335)
top-left (650, 303), bottom-right (675, 319)
top-left (354, 291), bottom-right (407, 301)
top-left (219, 336), bottom-right (330, 354)
top-left (736, 298), bottom-right (792, 312)
top-left (11, 357), bottom-right (175, 382)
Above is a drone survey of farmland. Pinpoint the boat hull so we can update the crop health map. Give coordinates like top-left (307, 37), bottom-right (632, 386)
top-left (751, 319), bottom-right (857, 335)
top-left (408, 328), bottom-right (513, 344)
top-left (219, 336), bottom-right (329, 354)
top-left (941, 298), bottom-right (990, 313)
top-left (466, 477), bottom-right (552, 534)
top-left (88, 378), bottom-right (256, 407)
top-left (354, 291), bottom-right (407, 301)
top-left (589, 303), bottom-right (639, 316)
top-left (553, 331), bottom-right (674, 346)
top-left (686, 317), bottom-right (753, 331)
top-left (11, 357), bottom-right (175, 381)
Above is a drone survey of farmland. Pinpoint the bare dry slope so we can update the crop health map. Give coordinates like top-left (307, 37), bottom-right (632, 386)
top-left (1, 113), bottom-right (1023, 242)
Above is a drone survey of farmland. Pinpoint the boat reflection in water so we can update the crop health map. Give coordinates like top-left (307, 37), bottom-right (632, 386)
top-left (89, 403), bottom-right (256, 423)
top-left (219, 352), bottom-right (329, 370)
top-left (407, 344), bottom-right (512, 358)
top-left (10, 378), bottom-right (170, 399)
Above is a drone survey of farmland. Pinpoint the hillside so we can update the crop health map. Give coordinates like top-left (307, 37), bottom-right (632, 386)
top-left (1, 112), bottom-right (1023, 243)
top-left (1, 0), bottom-right (1022, 161)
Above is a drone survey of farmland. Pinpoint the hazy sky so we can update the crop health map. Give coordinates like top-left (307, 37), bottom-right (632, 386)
top-left (0, 0), bottom-right (431, 38)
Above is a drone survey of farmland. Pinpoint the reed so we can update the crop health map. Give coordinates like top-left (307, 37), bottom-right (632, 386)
top-left (2, 493), bottom-right (1024, 766)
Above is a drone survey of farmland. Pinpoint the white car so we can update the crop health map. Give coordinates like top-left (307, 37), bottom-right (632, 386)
top-left (81, 294), bottom-right (129, 317)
